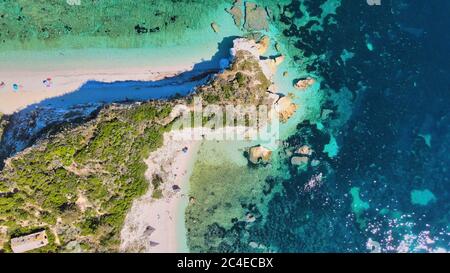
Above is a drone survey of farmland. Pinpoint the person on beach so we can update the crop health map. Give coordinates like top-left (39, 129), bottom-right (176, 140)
top-left (0, 81), bottom-right (5, 88)
top-left (43, 78), bottom-right (53, 88)
top-left (12, 83), bottom-right (19, 91)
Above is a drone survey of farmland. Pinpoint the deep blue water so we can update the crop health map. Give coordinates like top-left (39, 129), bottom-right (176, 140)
top-left (251, 0), bottom-right (450, 252)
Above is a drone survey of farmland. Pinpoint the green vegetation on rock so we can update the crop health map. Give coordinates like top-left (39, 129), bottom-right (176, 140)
top-left (199, 50), bottom-right (271, 106)
top-left (0, 103), bottom-right (170, 252)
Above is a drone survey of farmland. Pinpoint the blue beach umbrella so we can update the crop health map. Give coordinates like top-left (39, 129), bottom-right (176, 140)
top-left (12, 83), bottom-right (19, 91)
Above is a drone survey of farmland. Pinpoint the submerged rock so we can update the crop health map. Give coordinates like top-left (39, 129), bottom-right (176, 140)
top-left (291, 156), bottom-right (309, 167)
top-left (321, 108), bottom-right (334, 120)
top-left (411, 189), bottom-right (436, 206)
top-left (244, 2), bottom-right (269, 31)
top-left (311, 159), bottom-right (321, 167)
top-left (248, 145), bottom-right (272, 164)
top-left (245, 213), bottom-right (256, 223)
top-left (226, 0), bottom-right (243, 27)
top-left (249, 241), bottom-right (259, 248)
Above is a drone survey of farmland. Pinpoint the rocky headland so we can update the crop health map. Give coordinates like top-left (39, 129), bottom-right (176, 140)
top-left (0, 36), bottom-right (290, 252)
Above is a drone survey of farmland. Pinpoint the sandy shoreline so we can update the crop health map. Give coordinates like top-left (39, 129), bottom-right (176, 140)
top-left (0, 58), bottom-right (195, 114)
top-left (0, 40), bottom-right (232, 115)
top-left (120, 130), bottom-right (201, 253)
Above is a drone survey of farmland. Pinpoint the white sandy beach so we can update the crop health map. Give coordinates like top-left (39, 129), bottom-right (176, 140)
top-left (0, 49), bottom-right (209, 114)
top-left (120, 130), bottom-right (201, 253)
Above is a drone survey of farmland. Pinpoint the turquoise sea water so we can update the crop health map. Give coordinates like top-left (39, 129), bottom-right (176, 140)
top-left (186, 0), bottom-right (450, 253)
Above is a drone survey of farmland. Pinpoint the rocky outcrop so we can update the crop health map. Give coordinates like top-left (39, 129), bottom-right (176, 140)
top-left (290, 145), bottom-right (314, 169)
top-left (0, 37), bottom-right (277, 253)
top-left (230, 37), bottom-right (283, 83)
top-left (296, 145), bottom-right (313, 156)
top-left (248, 145), bottom-right (272, 164)
top-left (276, 96), bottom-right (297, 122)
top-left (199, 39), bottom-right (271, 106)
top-left (257, 36), bottom-right (270, 55)
top-left (295, 77), bottom-right (315, 90)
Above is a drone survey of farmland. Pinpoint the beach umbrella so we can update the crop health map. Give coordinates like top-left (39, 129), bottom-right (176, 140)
top-left (43, 78), bottom-right (52, 87)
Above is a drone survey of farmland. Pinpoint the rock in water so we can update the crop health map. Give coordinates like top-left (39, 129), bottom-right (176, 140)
top-left (244, 2), bottom-right (269, 31)
top-left (257, 36), bottom-right (270, 55)
top-left (276, 96), bottom-right (297, 122)
top-left (248, 145), bottom-right (272, 164)
top-left (295, 77), bottom-right (315, 90)
top-left (211, 22), bottom-right (220, 33)
top-left (245, 213), bottom-right (256, 223)
top-left (296, 145), bottom-right (313, 156)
